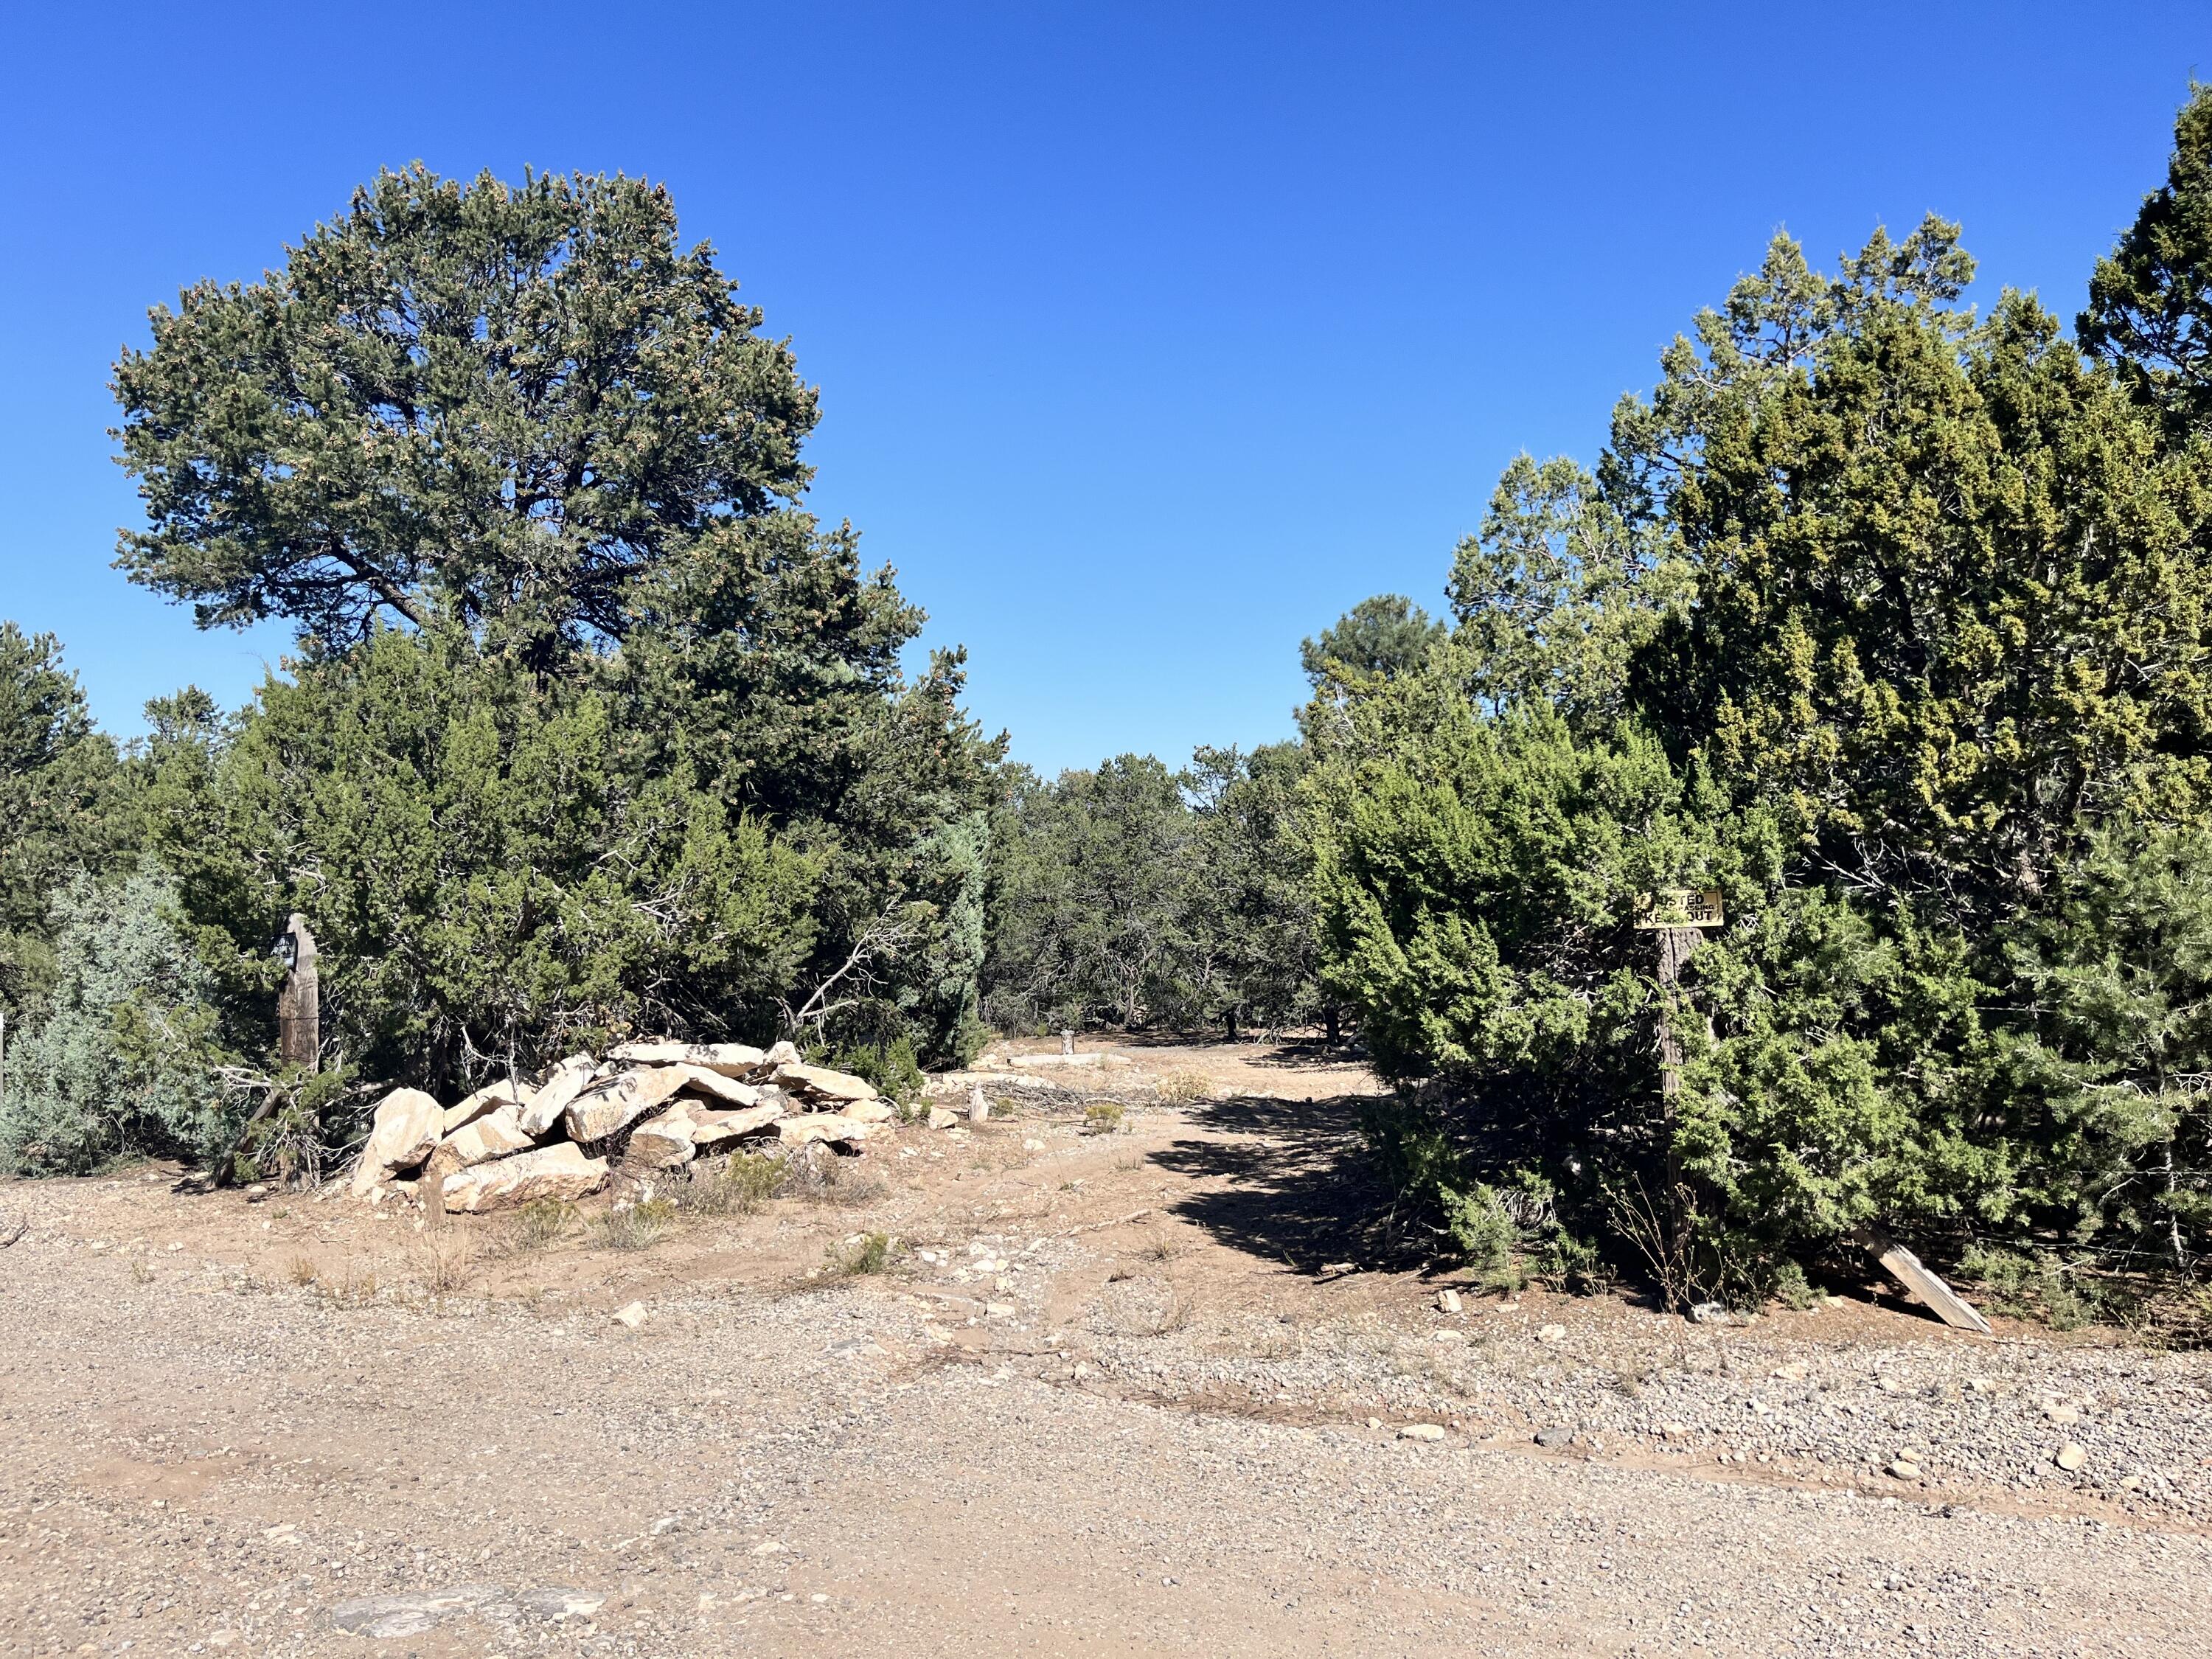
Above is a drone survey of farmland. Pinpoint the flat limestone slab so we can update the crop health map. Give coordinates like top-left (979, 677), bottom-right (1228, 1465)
top-left (564, 1066), bottom-right (688, 1142)
top-left (773, 1062), bottom-right (879, 1103)
top-left (441, 1142), bottom-right (609, 1213)
top-left (442, 1102), bottom-right (532, 1167)
top-left (518, 1054), bottom-right (597, 1138)
top-left (779, 1114), bottom-right (874, 1148)
top-left (690, 1103), bottom-right (784, 1147)
top-left (609, 1040), bottom-right (770, 1077)
top-left (442, 1079), bottom-right (532, 1135)
top-left (675, 1065), bottom-right (764, 1107)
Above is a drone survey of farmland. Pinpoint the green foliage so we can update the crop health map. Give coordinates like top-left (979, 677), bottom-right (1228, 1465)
top-left (0, 625), bottom-right (133, 1025)
top-left (826, 1033), bottom-right (926, 1105)
top-left (113, 165), bottom-right (817, 658)
top-left (1316, 104), bottom-right (2212, 1305)
top-left (982, 744), bottom-right (1322, 1036)
top-left (0, 865), bottom-right (231, 1174)
top-left (2081, 83), bottom-right (2212, 433)
top-left (1298, 595), bottom-right (1444, 686)
top-left (153, 626), bottom-right (818, 1098)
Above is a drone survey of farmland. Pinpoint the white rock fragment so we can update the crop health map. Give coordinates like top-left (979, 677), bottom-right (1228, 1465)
top-left (442, 1102), bottom-right (533, 1168)
top-left (350, 1088), bottom-right (442, 1197)
top-left (611, 1301), bottom-right (648, 1329)
top-left (440, 1142), bottom-right (609, 1213)
top-left (518, 1054), bottom-right (597, 1137)
top-left (565, 1065), bottom-right (690, 1142)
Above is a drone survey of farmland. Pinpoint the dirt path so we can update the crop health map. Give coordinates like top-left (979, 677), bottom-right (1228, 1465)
top-left (4, 1041), bottom-right (2210, 1655)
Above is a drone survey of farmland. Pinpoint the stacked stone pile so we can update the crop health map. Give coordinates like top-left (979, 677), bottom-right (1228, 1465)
top-left (347, 1039), bottom-right (891, 1212)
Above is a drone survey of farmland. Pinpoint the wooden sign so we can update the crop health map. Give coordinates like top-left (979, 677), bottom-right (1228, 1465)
top-left (1633, 888), bottom-right (1725, 930)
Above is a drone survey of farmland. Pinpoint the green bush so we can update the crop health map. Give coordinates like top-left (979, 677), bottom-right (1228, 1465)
top-left (0, 866), bottom-right (230, 1174)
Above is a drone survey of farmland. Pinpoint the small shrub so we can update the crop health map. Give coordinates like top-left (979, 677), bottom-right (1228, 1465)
top-left (1157, 1070), bottom-right (1212, 1105)
top-left (827, 1230), bottom-right (897, 1276)
top-left (680, 1152), bottom-right (782, 1217)
top-left (1083, 1102), bottom-right (1125, 1135)
top-left (600, 1197), bottom-right (676, 1251)
top-left (287, 1255), bottom-right (319, 1286)
top-left (508, 1197), bottom-right (577, 1251)
top-left (1771, 1261), bottom-right (1820, 1312)
top-left (825, 1034), bottom-right (926, 1107)
top-left (411, 1237), bottom-right (474, 1293)
top-left (1441, 1183), bottom-right (1523, 1290)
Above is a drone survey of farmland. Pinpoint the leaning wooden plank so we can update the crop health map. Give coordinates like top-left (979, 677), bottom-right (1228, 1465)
top-left (1857, 1225), bottom-right (1992, 1335)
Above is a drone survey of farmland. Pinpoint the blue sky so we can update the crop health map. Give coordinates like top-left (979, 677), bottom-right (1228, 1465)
top-left (1, 2), bottom-right (2205, 773)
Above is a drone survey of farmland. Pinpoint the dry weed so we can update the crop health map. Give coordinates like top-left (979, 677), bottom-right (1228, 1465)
top-left (1157, 1070), bottom-right (1213, 1105)
top-left (678, 1152), bottom-right (782, 1217)
top-left (286, 1255), bottom-right (318, 1287)
top-left (411, 1237), bottom-right (475, 1294)
top-left (600, 1198), bottom-right (677, 1251)
top-left (504, 1197), bottom-right (577, 1252)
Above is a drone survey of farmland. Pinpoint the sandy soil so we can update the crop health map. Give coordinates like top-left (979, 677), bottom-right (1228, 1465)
top-left (4, 1039), bottom-right (2210, 1656)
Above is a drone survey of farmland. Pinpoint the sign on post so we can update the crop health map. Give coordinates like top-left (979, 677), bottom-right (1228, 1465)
top-left (1633, 888), bottom-right (1725, 931)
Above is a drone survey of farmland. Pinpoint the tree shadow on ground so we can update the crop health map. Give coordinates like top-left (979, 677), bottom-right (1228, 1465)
top-left (1147, 1092), bottom-right (1431, 1276)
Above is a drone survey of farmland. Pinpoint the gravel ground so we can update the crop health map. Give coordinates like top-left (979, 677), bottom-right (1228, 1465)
top-left (4, 1049), bottom-right (2211, 1655)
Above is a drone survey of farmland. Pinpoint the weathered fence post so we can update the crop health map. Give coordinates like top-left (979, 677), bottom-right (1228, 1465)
top-left (1060, 1027), bottom-right (1075, 1057)
top-left (276, 913), bottom-right (319, 1074)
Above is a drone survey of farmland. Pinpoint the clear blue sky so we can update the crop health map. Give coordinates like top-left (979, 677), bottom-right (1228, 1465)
top-left (1, 2), bottom-right (2205, 774)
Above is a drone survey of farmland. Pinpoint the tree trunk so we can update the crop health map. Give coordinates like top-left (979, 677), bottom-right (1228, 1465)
top-left (1324, 1004), bottom-right (1340, 1046)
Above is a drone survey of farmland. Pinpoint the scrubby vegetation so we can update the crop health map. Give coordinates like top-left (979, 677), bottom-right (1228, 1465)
top-left (14, 94), bottom-right (2212, 1326)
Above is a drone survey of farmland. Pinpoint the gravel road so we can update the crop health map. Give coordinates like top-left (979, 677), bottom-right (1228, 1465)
top-left (4, 1056), bottom-right (2209, 1656)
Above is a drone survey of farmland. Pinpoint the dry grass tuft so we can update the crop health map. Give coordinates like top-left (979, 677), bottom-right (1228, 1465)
top-left (504, 1197), bottom-right (578, 1253)
top-left (678, 1152), bottom-right (783, 1217)
top-left (1157, 1069), bottom-right (1213, 1105)
top-left (287, 1254), bottom-right (319, 1287)
top-left (599, 1197), bottom-right (677, 1251)
top-left (410, 1237), bottom-right (476, 1294)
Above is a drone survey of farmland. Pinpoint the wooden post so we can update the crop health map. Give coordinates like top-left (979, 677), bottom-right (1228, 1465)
top-left (1653, 925), bottom-right (1701, 1102)
top-left (276, 913), bottom-right (319, 1074)
top-left (1858, 1225), bottom-right (1993, 1335)
top-left (1060, 1027), bottom-right (1075, 1057)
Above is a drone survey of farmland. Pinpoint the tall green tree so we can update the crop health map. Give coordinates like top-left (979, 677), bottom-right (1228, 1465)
top-left (0, 624), bottom-right (131, 1026)
top-left (2081, 83), bottom-right (2212, 434)
top-left (112, 166), bottom-right (1001, 1087)
top-left (112, 165), bottom-right (818, 659)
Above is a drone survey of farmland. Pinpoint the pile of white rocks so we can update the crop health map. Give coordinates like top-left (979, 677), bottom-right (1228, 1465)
top-left (347, 1039), bottom-right (894, 1213)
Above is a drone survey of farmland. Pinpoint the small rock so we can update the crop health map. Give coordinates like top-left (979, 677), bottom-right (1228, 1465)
top-left (1398, 1423), bottom-right (1447, 1441)
top-left (1770, 1360), bottom-right (1809, 1382)
top-left (984, 1301), bottom-right (1016, 1318)
top-left (1365, 1416), bottom-right (1385, 1430)
top-left (1689, 1301), bottom-right (1731, 1324)
top-left (611, 1301), bottom-right (649, 1329)
top-left (2054, 1442), bottom-right (2087, 1472)
top-left (1534, 1427), bottom-right (1573, 1447)
top-left (1660, 1422), bottom-right (1691, 1441)
top-left (1888, 1459), bottom-right (1922, 1481)
top-left (928, 1106), bottom-right (959, 1130)
top-left (330, 1586), bottom-right (502, 1639)
top-left (512, 1587), bottom-right (606, 1621)
top-left (1436, 1288), bottom-right (1463, 1315)
top-left (1537, 1323), bottom-right (1566, 1344)
top-left (2044, 1402), bottom-right (2080, 1427)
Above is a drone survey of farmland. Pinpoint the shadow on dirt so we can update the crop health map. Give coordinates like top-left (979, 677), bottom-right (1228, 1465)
top-left (1147, 1093), bottom-right (1429, 1275)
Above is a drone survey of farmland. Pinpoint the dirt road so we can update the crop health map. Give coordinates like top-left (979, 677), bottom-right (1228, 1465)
top-left (4, 1043), bottom-right (2209, 1655)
